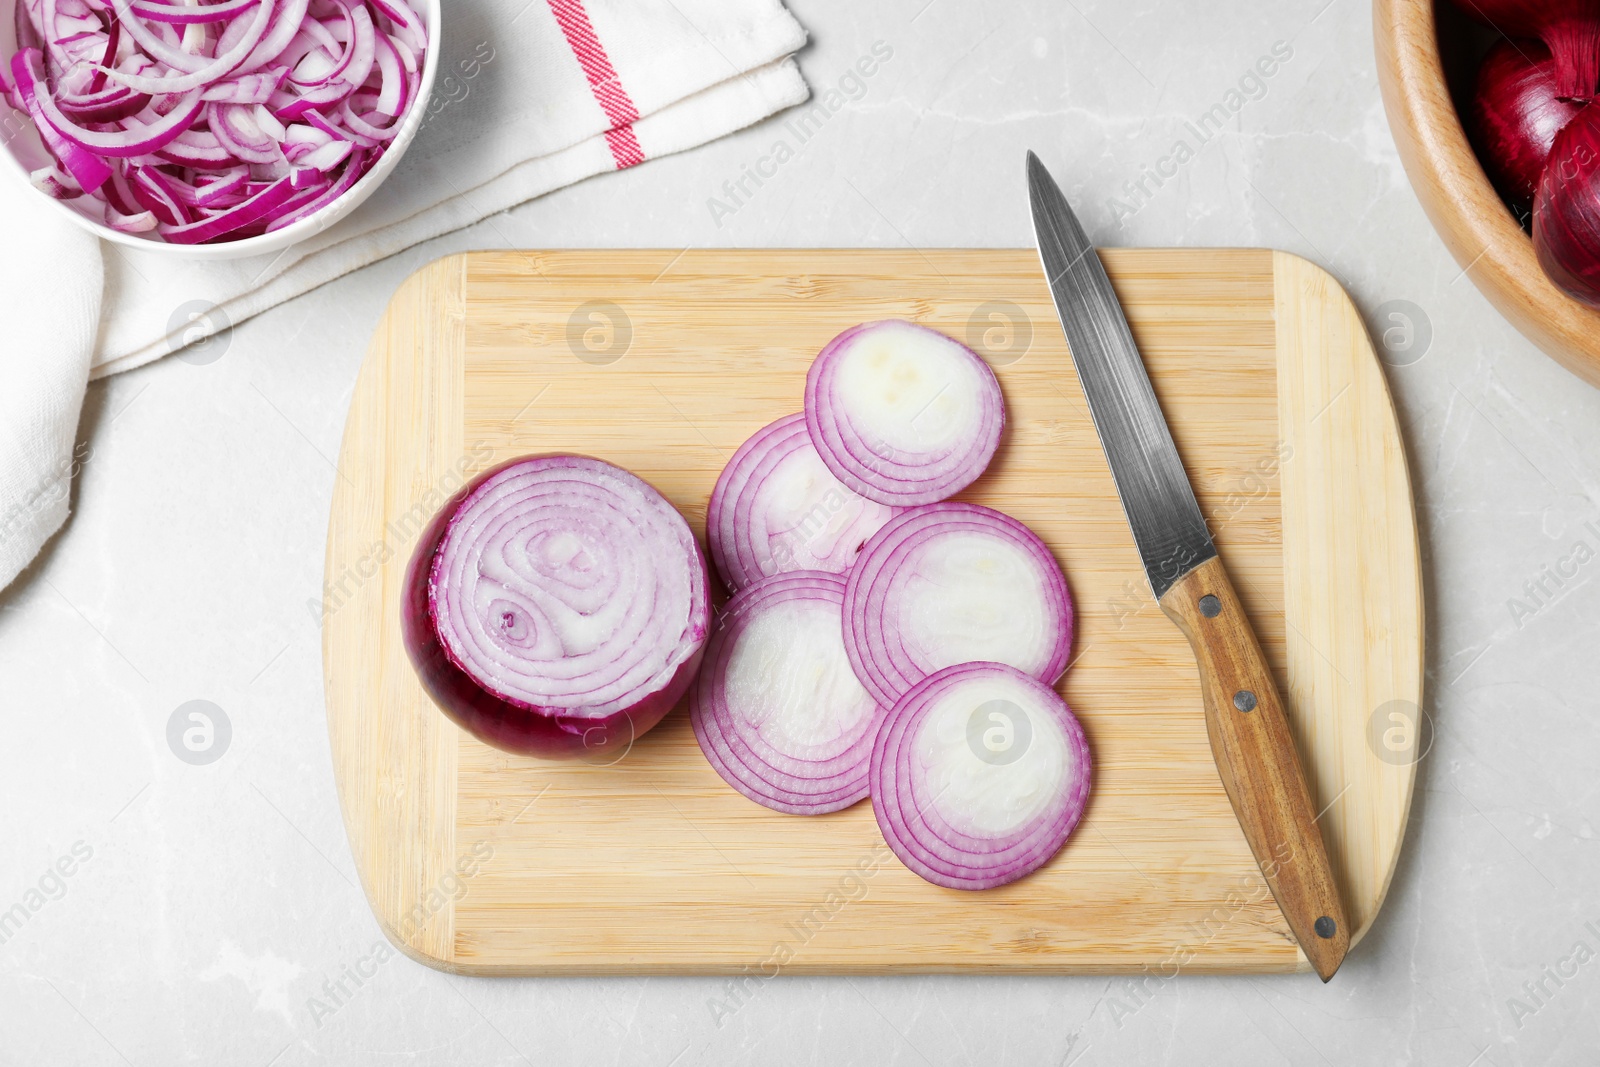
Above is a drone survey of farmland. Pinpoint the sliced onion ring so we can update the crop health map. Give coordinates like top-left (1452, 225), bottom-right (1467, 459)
top-left (804, 319), bottom-right (1005, 507)
top-left (870, 661), bottom-right (1091, 891)
top-left (102, 0), bottom-right (274, 88)
top-left (35, 86), bottom-right (205, 158)
top-left (129, 0), bottom-right (261, 24)
top-left (690, 571), bottom-right (884, 814)
top-left (86, 18), bottom-right (118, 93)
top-left (10, 48), bottom-right (111, 191)
top-left (157, 172), bottom-right (292, 242)
top-left (706, 413), bottom-right (899, 592)
top-left (402, 455), bottom-right (712, 761)
top-left (843, 502), bottom-right (1073, 708)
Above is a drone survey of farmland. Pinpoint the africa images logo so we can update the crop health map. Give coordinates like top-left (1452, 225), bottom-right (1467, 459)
top-left (0, 842), bottom-right (94, 947)
top-left (1105, 40), bottom-right (1294, 225)
top-left (705, 41), bottom-right (895, 227)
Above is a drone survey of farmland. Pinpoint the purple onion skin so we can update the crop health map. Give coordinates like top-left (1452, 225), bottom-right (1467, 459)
top-left (1470, 39), bottom-right (1586, 222)
top-left (1536, 105), bottom-right (1600, 307)
top-left (1450, 0), bottom-right (1600, 101)
top-left (399, 454), bottom-right (712, 761)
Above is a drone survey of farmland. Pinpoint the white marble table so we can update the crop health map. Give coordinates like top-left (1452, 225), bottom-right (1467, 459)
top-left (4, 1), bottom-right (1598, 1063)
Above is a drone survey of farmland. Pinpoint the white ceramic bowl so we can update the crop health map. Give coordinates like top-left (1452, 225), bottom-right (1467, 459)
top-left (0, 0), bottom-right (440, 260)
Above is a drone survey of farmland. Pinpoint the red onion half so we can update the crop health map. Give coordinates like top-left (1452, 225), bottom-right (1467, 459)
top-left (401, 455), bottom-right (712, 760)
top-left (804, 320), bottom-right (1005, 507)
top-left (1469, 39), bottom-right (1586, 220)
top-left (706, 413), bottom-right (898, 592)
top-left (1535, 104), bottom-right (1600, 306)
top-left (1452, 0), bottom-right (1600, 101)
top-left (690, 571), bottom-right (883, 814)
top-left (843, 503), bottom-right (1073, 708)
top-left (870, 662), bottom-right (1091, 891)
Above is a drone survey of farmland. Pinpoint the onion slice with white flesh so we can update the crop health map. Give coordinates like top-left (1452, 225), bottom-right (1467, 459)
top-left (706, 413), bottom-right (899, 592)
top-left (842, 502), bottom-right (1073, 708)
top-left (690, 571), bottom-right (884, 814)
top-left (804, 320), bottom-right (1004, 507)
top-left (870, 661), bottom-right (1091, 890)
top-left (401, 455), bottom-right (712, 761)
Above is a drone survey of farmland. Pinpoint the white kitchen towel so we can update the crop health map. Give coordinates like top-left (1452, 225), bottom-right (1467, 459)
top-left (0, 0), bottom-right (809, 589)
top-left (0, 200), bottom-right (100, 588)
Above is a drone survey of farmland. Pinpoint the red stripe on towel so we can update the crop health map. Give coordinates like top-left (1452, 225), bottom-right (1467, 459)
top-left (605, 125), bottom-right (645, 169)
top-left (546, 0), bottom-right (645, 169)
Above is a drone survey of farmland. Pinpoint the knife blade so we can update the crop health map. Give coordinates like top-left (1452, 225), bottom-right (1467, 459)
top-left (1026, 151), bottom-right (1350, 981)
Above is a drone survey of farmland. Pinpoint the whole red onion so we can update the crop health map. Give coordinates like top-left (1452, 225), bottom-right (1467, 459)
top-left (1469, 40), bottom-right (1586, 220)
top-left (1534, 105), bottom-right (1600, 307)
top-left (1451, 0), bottom-right (1600, 101)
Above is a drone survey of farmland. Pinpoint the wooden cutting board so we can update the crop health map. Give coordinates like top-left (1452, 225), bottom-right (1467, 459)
top-left (323, 249), bottom-right (1423, 975)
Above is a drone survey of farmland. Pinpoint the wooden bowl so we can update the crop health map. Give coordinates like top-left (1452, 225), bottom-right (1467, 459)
top-left (1375, 0), bottom-right (1600, 385)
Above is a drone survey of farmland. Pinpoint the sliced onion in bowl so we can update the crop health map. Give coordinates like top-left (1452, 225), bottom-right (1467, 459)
top-left (402, 454), bottom-right (712, 761)
top-left (129, 0), bottom-right (264, 25)
top-left (102, 0), bottom-right (275, 89)
top-left (706, 413), bottom-right (899, 592)
top-left (4, 0), bottom-right (428, 243)
top-left (690, 571), bottom-right (884, 814)
top-left (870, 661), bottom-right (1091, 890)
top-left (804, 319), bottom-right (1004, 507)
top-left (843, 502), bottom-right (1073, 708)
top-left (29, 162), bottom-right (82, 198)
top-left (156, 172), bottom-right (293, 242)
top-left (10, 49), bottom-right (111, 191)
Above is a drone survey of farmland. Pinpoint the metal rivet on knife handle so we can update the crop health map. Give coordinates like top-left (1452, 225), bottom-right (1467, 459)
top-left (1315, 916), bottom-right (1337, 939)
top-left (1233, 690), bottom-right (1257, 713)
top-left (1198, 594), bottom-right (1221, 618)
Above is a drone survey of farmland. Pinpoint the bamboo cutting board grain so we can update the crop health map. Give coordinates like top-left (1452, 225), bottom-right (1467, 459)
top-left (322, 249), bottom-right (1423, 975)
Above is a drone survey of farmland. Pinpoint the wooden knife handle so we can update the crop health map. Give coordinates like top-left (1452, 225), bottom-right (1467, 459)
top-left (1159, 554), bottom-right (1350, 981)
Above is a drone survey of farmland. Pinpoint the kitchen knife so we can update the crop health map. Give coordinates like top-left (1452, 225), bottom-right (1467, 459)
top-left (1026, 151), bottom-right (1350, 981)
